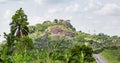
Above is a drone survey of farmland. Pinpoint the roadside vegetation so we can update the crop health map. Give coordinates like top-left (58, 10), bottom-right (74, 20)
top-left (101, 46), bottom-right (120, 63)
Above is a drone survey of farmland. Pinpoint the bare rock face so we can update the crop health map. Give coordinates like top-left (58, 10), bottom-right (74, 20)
top-left (64, 31), bottom-right (75, 37)
top-left (50, 26), bottom-right (63, 34)
top-left (48, 26), bottom-right (75, 38)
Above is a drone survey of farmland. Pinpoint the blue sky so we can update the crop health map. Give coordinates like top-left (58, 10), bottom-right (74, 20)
top-left (0, 0), bottom-right (120, 42)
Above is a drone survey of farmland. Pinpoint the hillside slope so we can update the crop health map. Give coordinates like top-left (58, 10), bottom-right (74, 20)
top-left (29, 19), bottom-right (120, 48)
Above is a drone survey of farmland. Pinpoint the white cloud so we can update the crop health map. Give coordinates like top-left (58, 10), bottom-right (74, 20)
top-left (86, 16), bottom-right (95, 19)
top-left (0, 0), bottom-right (24, 3)
top-left (44, 8), bottom-right (61, 18)
top-left (96, 3), bottom-right (120, 16)
top-left (18, 1), bottom-right (24, 4)
top-left (34, 0), bottom-right (43, 5)
top-left (0, 0), bottom-right (7, 2)
top-left (29, 16), bottom-right (42, 25)
top-left (65, 4), bottom-right (80, 13)
top-left (47, 8), bottom-right (58, 14)
top-left (83, 0), bottom-right (102, 11)
top-left (4, 9), bottom-right (12, 19)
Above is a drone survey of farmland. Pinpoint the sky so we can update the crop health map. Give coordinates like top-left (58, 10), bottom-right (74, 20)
top-left (0, 0), bottom-right (120, 42)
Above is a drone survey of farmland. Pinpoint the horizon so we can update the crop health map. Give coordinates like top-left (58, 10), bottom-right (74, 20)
top-left (0, 0), bottom-right (120, 42)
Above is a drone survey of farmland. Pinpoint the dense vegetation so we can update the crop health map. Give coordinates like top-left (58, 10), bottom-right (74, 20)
top-left (100, 46), bottom-right (120, 63)
top-left (0, 8), bottom-right (120, 63)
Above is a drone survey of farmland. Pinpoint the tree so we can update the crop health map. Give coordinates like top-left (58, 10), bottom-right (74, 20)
top-left (54, 19), bottom-right (58, 23)
top-left (10, 8), bottom-right (29, 38)
top-left (68, 45), bottom-right (95, 63)
top-left (16, 36), bottom-right (34, 52)
top-left (4, 33), bottom-right (16, 55)
top-left (9, 8), bottom-right (34, 52)
top-left (112, 36), bottom-right (120, 46)
top-left (3, 8), bottom-right (32, 55)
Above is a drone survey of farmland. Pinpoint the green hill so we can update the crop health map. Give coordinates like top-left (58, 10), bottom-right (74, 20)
top-left (28, 19), bottom-right (120, 49)
top-left (28, 20), bottom-right (120, 63)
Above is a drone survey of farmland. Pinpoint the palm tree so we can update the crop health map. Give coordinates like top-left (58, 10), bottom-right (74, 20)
top-left (10, 8), bottom-right (29, 38)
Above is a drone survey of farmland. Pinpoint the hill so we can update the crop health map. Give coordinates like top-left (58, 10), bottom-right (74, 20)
top-left (28, 19), bottom-right (120, 49)
top-left (28, 19), bottom-right (120, 63)
top-left (1, 19), bottom-right (120, 63)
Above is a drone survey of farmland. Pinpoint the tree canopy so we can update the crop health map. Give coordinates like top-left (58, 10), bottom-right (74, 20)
top-left (10, 8), bottom-right (29, 37)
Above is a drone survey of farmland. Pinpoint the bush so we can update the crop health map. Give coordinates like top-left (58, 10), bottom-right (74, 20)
top-left (68, 45), bottom-right (95, 63)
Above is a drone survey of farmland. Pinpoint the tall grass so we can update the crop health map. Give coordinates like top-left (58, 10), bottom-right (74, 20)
top-left (101, 47), bottom-right (120, 63)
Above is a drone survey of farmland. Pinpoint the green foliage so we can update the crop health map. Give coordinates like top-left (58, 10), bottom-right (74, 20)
top-left (15, 36), bottom-right (34, 52)
top-left (101, 46), bottom-right (120, 63)
top-left (0, 8), bottom-right (34, 63)
top-left (10, 8), bottom-right (29, 37)
top-left (68, 45), bottom-right (95, 63)
top-left (4, 33), bottom-right (16, 55)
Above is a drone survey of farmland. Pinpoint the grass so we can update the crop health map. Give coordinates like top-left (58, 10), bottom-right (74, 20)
top-left (100, 49), bottom-right (120, 63)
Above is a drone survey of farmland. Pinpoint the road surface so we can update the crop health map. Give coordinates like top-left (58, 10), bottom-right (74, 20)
top-left (93, 54), bottom-right (108, 63)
